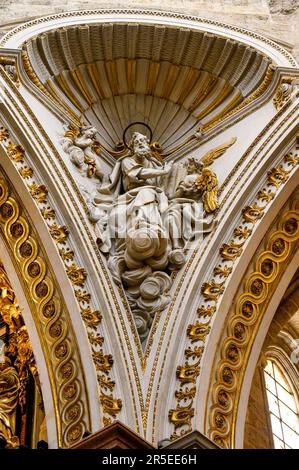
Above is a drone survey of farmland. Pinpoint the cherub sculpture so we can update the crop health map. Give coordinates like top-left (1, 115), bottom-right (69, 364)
top-left (61, 125), bottom-right (103, 179)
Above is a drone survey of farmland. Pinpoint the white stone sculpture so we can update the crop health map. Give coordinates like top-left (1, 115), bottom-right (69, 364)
top-left (61, 125), bottom-right (103, 179)
top-left (61, 127), bottom-right (236, 344)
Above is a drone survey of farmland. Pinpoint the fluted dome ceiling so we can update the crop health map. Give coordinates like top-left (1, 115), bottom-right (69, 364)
top-left (22, 22), bottom-right (273, 152)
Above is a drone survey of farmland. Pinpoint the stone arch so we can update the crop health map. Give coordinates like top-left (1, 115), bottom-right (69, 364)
top-left (0, 150), bottom-right (96, 447)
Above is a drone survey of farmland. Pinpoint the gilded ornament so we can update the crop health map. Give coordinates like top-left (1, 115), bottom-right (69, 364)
top-left (213, 265), bottom-right (232, 278)
top-left (197, 305), bottom-right (216, 318)
top-left (273, 82), bottom-right (294, 110)
top-left (97, 375), bottom-right (115, 391)
top-left (18, 166), bottom-right (33, 179)
top-left (284, 152), bottom-right (299, 166)
top-left (201, 281), bottom-right (225, 301)
top-left (176, 362), bottom-right (200, 385)
top-left (233, 226), bottom-right (252, 240)
top-left (49, 321), bottom-right (63, 338)
top-left (233, 322), bottom-right (246, 340)
top-left (222, 367), bottom-right (233, 385)
top-left (41, 207), bottom-right (56, 220)
top-left (241, 300), bottom-right (254, 318)
top-left (187, 323), bottom-right (211, 343)
top-left (63, 384), bottom-right (77, 399)
top-left (250, 278), bottom-right (264, 296)
top-left (27, 261), bottom-right (41, 278)
top-left (55, 342), bottom-right (68, 359)
top-left (272, 237), bottom-right (286, 255)
top-left (220, 243), bottom-right (243, 261)
top-left (42, 301), bottom-right (55, 318)
top-left (10, 222), bottom-right (24, 238)
top-left (209, 202), bottom-right (299, 448)
top-left (80, 307), bottom-right (102, 329)
top-left (59, 247), bottom-right (74, 261)
top-left (92, 351), bottom-right (113, 373)
top-left (28, 182), bottom-right (48, 204)
top-left (242, 203), bottom-right (264, 223)
top-left (66, 264), bottom-right (87, 287)
top-left (175, 387), bottom-right (196, 400)
top-left (215, 413), bottom-right (226, 429)
top-left (49, 223), bottom-right (69, 244)
top-left (260, 259), bottom-right (274, 276)
top-left (217, 390), bottom-right (230, 408)
top-left (284, 217), bottom-right (298, 234)
top-left (225, 344), bottom-right (239, 362)
top-left (267, 166), bottom-right (289, 188)
top-left (35, 282), bottom-right (48, 298)
top-left (74, 289), bottom-right (91, 304)
top-left (6, 143), bottom-right (24, 162)
top-left (19, 241), bottom-right (33, 258)
top-left (184, 346), bottom-right (204, 359)
top-left (0, 127), bottom-right (9, 141)
top-left (168, 403), bottom-right (194, 430)
top-left (0, 202), bottom-right (13, 219)
top-left (61, 363), bottom-right (73, 379)
top-left (88, 332), bottom-right (104, 347)
top-left (257, 189), bottom-right (275, 202)
top-left (100, 393), bottom-right (122, 417)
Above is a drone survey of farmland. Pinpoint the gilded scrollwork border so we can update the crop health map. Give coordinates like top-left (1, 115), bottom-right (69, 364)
top-left (208, 195), bottom-right (299, 448)
top-left (0, 125), bottom-right (123, 427)
top-left (168, 146), bottom-right (299, 440)
top-left (0, 172), bottom-right (90, 447)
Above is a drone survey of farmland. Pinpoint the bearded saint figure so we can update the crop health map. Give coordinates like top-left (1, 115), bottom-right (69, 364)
top-left (83, 130), bottom-right (236, 342)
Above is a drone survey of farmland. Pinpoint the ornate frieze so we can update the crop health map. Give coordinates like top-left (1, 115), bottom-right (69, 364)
top-left (168, 148), bottom-right (299, 440)
top-left (209, 195), bottom-right (299, 448)
top-left (0, 126), bottom-right (122, 432)
top-left (0, 175), bottom-right (90, 446)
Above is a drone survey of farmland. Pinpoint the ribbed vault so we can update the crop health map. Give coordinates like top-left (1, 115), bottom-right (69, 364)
top-left (23, 22), bottom-right (273, 151)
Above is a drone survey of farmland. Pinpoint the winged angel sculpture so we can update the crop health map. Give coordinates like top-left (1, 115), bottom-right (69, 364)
top-left (61, 127), bottom-right (236, 343)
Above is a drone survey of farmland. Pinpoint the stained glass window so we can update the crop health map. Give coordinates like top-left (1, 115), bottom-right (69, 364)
top-left (264, 360), bottom-right (299, 449)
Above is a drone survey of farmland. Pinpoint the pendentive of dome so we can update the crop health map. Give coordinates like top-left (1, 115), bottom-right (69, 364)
top-left (20, 21), bottom-right (274, 155)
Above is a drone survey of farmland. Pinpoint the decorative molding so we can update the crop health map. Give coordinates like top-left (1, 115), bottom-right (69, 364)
top-left (168, 148), bottom-right (299, 440)
top-left (0, 173), bottom-right (90, 447)
top-left (1, 9), bottom-right (296, 67)
top-left (209, 196), bottom-right (299, 448)
top-left (0, 126), bottom-right (122, 428)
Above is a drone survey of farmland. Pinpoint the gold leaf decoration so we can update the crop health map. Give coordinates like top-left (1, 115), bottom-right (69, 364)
top-left (213, 265), bottom-right (232, 278)
top-left (41, 207), bottom-right (56, 220)
top-left (28, 182), bottom-right (48, 203)
top-left (49, 223), bottom-right (69, 244)
top-left (201, 281), bottom-right (225, 301)
top-left (169, 403), bottom-right (194, 430)
top-left (242, 203), bottom-right (264, 223)
top-left (267, 166), bottom-right (289, 188)
top-left (257, 189), bottom-right (275, 202)
top-left (0, 127), bottom-right (9, 141)
top-left (220, 242), bottom-right (243, 261)
top-left (233, 226), bottom-right (252, 240)
top-left (18, 166), bottom-right (33, 179)
top-left (197, 305), bottom-right (216, 318)
top-left (80, 307), bottom-right (102, 329)
top-left (100, 393), bottom-right (122, 417)
top-left (6, 143), bottom-right (25, 162)
top-left (187, 323), bottom-right (211, 343)
top-left (92, 350), bottom-right (113, 373)
top-left (66, 264), bottom-right (87, 287)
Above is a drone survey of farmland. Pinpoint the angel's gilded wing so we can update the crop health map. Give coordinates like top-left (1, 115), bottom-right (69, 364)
top-left (195, 168), bottom-right (219, 213)
top-left (200, 136), bottom-right (237, 167)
